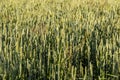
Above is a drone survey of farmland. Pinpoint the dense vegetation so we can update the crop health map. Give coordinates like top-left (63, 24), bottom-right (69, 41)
top-left (0, 0), bottom-right (120, 80)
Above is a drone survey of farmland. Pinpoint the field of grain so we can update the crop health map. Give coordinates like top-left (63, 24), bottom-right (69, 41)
top-left (0, 0), bottom-right (120, 80)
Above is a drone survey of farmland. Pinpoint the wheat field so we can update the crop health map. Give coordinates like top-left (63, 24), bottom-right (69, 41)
top-left (0, 0), bottom-right (120, 80)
